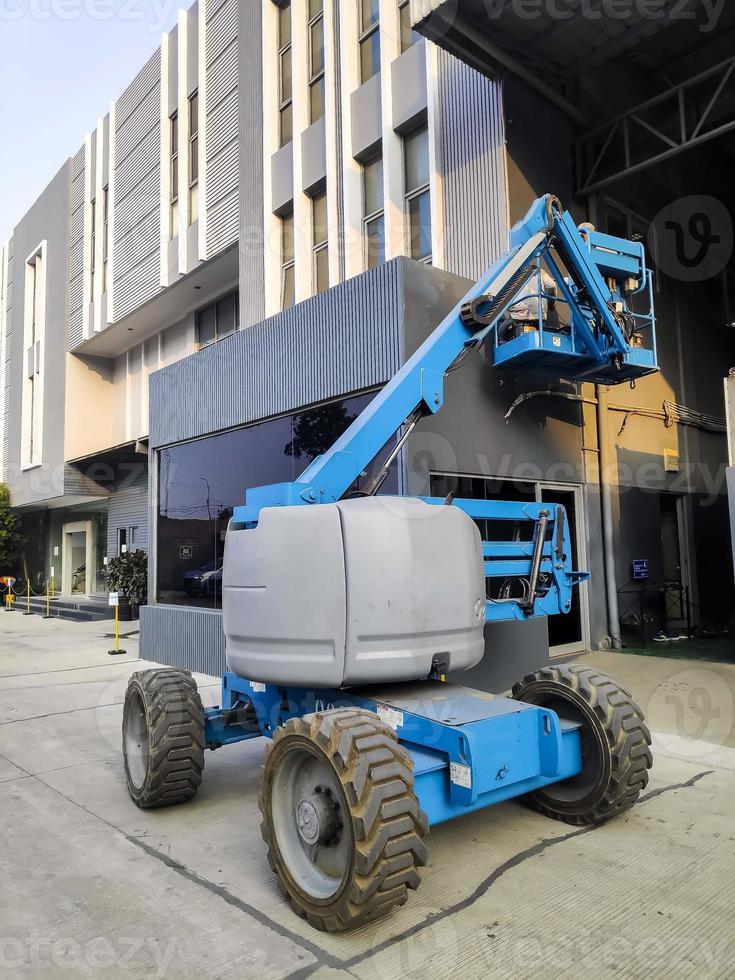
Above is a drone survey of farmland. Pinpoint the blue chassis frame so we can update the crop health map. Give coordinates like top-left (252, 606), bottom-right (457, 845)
top-left (203, 673), bottom-right (583, 827)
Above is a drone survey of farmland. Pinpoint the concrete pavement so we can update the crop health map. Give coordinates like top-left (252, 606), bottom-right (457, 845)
top-left (1, 613), bottom-right (734, 978)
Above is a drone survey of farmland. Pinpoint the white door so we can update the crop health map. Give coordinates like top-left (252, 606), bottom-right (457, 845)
top-left (61, 521), bottom-right (96, 596)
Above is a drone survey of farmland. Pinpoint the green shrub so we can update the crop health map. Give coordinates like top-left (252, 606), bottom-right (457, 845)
top-left (104, 549), bottom-right (148, 607)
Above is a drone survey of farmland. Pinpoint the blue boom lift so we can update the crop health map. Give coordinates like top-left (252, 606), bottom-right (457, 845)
top-left (122, 196), bottom-right (656, 931)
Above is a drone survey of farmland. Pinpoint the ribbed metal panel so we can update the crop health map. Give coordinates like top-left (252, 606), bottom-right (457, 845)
top-left (113, 53), bottom-right (162, 322)
top-left (69, 145), bottom-right (86, 349)
top-left (436, 49), bottom-right (508, 280)
top-left (238, 0), bottom-right (265, 328)
top-left (150, 258), bottom-right (403, 448)
top-left (205, 0), bottom-right (239, 259)
top-left (116, 51), bottom-right (162, 127)
top-left (140, 606), bottom-right (226, 676)
top-left (62, 464), bottom-right (108, 499)
top-left (106, 465), bottom-right (149, 555)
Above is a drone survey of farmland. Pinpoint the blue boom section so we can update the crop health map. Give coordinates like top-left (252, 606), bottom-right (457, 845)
top-left (203, 674), bottom-right (583, 828)
top-left (232, 194), bottom-right (658, 624)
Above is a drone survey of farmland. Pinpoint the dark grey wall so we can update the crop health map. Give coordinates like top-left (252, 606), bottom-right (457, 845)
top-left (149, 259), bottom-right (404, 449)
top-left (7, 162), bottom-right (71, 509)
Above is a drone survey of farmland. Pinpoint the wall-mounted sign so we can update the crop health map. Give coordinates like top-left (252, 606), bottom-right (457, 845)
top-left (632, 559), bottom-right (649, 581)
top-left (179, 545), bottom-right (194, 560)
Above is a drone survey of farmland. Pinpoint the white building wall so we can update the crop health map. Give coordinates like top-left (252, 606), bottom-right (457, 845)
top-left (261, 0), bottom-right (509, 314)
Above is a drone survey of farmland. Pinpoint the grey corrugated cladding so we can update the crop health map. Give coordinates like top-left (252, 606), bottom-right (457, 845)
top-left (436, 49), bottom-right (508, 280)
top-left (113, 51), bottom-right (162, 321)
top-left (3, 239), bottom-right (12, 478)
top-left (149, 258), bottom-right (404, 449)
top-left (140, 606), bottom-right (226, 676)
top-left (68, 146), bottom-right (86, 350)
top-left (205, 0), bottom-right (239, 259)
top-left (106, 464), bottom-right (149, 555)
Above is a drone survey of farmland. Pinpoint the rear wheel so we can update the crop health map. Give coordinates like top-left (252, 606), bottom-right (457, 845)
top-left (512, 664), bottom-right (652, 825)
top-left (122, 669), bottom-right (205, 809)
top-left (259, 708), bottom-right (428, 932)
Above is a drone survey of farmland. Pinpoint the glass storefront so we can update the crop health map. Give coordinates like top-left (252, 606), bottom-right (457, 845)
top-left (157, 392), bottom-right (398, 608)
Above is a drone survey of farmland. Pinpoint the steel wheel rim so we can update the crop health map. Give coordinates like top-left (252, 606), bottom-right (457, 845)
top-left (125, 689), bottom-right (150, 790)
top-left (271, 743), bottom-right (352, 901)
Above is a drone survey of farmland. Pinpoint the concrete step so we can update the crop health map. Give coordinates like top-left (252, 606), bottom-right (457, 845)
top-left (5, 596), bottom-right (116, 623)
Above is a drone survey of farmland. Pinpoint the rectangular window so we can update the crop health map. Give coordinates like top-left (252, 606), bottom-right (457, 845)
top-left (363, 155), bottom-right (385, 268)
top-left (196, 291), bottom-right (239, 348)
top-left (404, 125), bottom-right (432, 262)
top-left (156, 391), bottom-right (399, 608)
top-left (170, 111), bottom-right (179, 239)
top-left (23, 246), bottom-right (45, 467)
top-left (312, 191), bottom-right (329, 294)
top-left (281, 211), bottom-right (295, 310)
top-left (308, 0), bottom-right (325, 123)
top-left (359, 0), bottom-right (380, 83)
top-left (398, 0), bottom-right (420, 52)
top-left (90, 197), bottom-right (96, 288)
top-left (188, 91), bottom-right (199, 225)
top-left (102, 186), bottom-right (109, 294)
top-left (279, 2), bottom-right (293, 147)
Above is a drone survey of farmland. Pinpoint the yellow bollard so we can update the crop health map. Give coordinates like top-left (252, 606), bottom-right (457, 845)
top-left (23, 580), bottom-right (33, 616)
top-left (108, 602), bottom-right (127, 656)
top-left (43, 584), bottom-right (52, 619)
top-left (4, 592), bottom-right (13, 612)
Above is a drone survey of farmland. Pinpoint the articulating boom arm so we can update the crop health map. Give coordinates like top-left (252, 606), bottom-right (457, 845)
top-left (233, 195), bottom-right (658, 622)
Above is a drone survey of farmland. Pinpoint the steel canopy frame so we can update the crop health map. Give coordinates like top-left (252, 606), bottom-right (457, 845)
top-left (576, 56), bottom-right (735, 194)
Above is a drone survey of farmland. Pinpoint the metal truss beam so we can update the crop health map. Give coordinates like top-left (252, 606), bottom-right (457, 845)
top-left (576, 56), bottom-right (735, 194)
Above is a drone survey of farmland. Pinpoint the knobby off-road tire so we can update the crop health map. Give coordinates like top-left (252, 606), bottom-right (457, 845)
top-left (259, 708), bottom-right (428, 932)
top-left (512, 664), bottom-right (652, 826)
top-left (122, 669), bottom-right (205, 809)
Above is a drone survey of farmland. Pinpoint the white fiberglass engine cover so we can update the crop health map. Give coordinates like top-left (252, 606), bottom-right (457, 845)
top-left (223, 496), bottom-right (486, 688)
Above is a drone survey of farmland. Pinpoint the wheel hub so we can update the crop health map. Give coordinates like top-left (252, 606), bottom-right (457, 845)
top-left (295, 787), bottom-right (340, 845)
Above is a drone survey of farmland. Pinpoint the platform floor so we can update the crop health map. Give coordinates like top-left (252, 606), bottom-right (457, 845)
top-left (1, 613), bottom-right (733, 978)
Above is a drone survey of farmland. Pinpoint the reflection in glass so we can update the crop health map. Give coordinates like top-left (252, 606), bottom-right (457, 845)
top-left (157, 393), bottom-right (400, 608)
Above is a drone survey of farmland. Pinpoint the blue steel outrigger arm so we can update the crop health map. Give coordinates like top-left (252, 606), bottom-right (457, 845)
top-left (233, 194), bottom-right (658, 624)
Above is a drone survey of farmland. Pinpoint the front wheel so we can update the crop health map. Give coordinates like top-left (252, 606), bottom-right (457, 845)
top-left (122, 669), bottom-right (205, 809)
top-left (512, 664), bottom-right (652, 825)
top-left (259, 708), bottom-right (428, 932)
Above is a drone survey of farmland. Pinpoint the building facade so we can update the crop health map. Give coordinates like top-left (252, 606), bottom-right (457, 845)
top-left (2, 0), bottom-right (734, 684)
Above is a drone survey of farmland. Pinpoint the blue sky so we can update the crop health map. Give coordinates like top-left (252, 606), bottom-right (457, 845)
top-left (0, 1), bottom-right (189, 240)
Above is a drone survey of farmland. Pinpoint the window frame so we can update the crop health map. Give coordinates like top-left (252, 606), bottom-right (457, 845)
top-left (362, 153), bottom-right (385, 269)
top-left (188, 90), bottom-right (199, 225)
top-left (308, 0), bottom-right (325, 124)
top-left (358, 0), bottom-right (381, 84)
top-left (102, 186), bottom-right (109, 294)
top-left (90, 197), bottom-right (97, 301)
top-left (281, 210), bottom-right (295, 310)
top-left (278, 2), bottom-right (293, 148)
top-left (312, 190), bottom-right (329, 295)
top-left (169, 111), bottom-right (179, 239)
top-left (196, 291), bottom-right (240, 348)
top-left (403, 125), bottom-right (432, 264)
top-left (398, 0), bottom-right (419, 52)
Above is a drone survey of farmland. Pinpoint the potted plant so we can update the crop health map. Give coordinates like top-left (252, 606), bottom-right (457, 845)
top-left (104, 550), bottom-right (148, 620)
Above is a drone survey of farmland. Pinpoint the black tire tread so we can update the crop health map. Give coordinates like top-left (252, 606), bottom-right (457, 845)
top-left (259, 708), bottom-right (428, 932)
top-left (511, 664), bottom-right (652, 826)
top-left (123, 669), bottom-right (205, 809)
